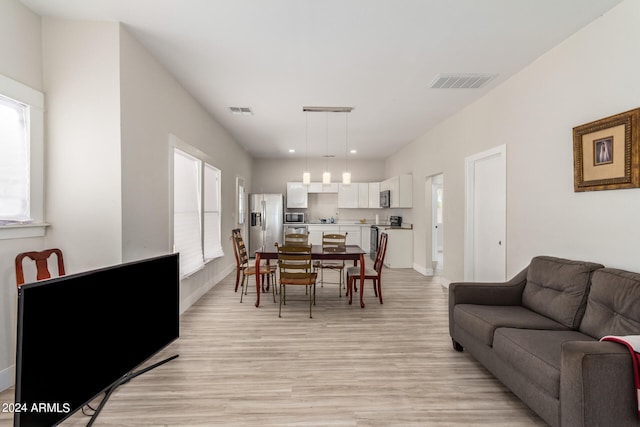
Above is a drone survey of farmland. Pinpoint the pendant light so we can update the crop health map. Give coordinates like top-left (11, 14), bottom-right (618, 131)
top-left (322, 112), bottom-right (331, 184)
top-left (302, 111), bottom-right (311, 185)
top-left (342, 111), bottom-right (351, 185)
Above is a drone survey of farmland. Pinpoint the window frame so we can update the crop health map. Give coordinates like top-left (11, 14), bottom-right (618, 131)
top-left (0, 74), bottom-right (46, 240)
top-left (169, 134), bottom-right (224, 278)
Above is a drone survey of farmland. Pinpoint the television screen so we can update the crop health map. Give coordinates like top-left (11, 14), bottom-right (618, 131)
top-left (14, 253), bottom-right (179, 427)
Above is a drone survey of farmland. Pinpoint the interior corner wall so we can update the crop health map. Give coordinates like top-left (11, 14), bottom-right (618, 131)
top-left (118, 26), bottom-right (253, 312)
top-left (386, 0), bottom-right (640, 282)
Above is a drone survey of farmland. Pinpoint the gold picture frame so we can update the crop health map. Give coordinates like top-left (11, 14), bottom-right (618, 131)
top-left (573, 107), bottom-right (640, 192)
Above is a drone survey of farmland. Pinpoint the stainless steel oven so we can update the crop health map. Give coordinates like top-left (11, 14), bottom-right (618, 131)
top-left (370, 225), bottom-right (379, 260)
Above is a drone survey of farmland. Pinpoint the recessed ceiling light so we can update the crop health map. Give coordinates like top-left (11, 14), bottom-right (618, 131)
top-left (288, 149), bottom-right (295, 153)
top-left (229, 106), bottom-right (253, 115)
top-left (350, 149), bottom-right (357, 154)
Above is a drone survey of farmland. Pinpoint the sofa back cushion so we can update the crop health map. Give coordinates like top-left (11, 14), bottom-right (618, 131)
top-left (522, 256), bottom-right (603, 329)
top-left (580, 268), bottom-right (640, 338)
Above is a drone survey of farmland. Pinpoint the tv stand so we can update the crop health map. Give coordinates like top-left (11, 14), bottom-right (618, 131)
top-left (85, 354), bottom-right (179, 426)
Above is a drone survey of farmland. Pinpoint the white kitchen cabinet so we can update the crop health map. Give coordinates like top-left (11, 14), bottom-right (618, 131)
top-left (308, 182), bottom-right (338, 193)
top-left (361, 224), bottom-right (371, 254)
top-left (338, 183), bottom-right (359, 208)
top-left (380, 175), bottom-right (412, 208)
top-left (383, 228), bottom-right (413, 268)
top-left (308, 224), bottom-right (361, 247)
top-left (307, 225), bottom-right (338, 246)
top-left (358, 183), bottom-right (369, 208)
top-left (286, 182), bottom-right (308, 208)
top-left (339, 225), bottom-right (361, 246)
top-left (368, 182), bottom-right (381, 208)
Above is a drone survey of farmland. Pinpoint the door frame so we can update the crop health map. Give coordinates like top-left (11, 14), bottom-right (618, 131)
top-left (464, 144), bottom-right (507, 281)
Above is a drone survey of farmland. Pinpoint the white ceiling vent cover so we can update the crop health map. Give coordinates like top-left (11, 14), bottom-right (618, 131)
top-left (430, 73), bottom-right (497, 89)
top-left (229, 106), bottom-right (253, 115)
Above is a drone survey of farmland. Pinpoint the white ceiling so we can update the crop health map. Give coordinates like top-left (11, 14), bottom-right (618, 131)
top-left (21, 0), bottom-right (622, 160)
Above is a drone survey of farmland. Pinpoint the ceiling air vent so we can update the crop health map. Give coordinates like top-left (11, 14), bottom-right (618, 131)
top-left (229, 106), bottom-right (253, 115)
top-left (430, 73), bottom-right (497, 89)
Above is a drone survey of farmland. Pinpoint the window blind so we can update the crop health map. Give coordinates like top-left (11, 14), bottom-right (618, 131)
top-left (0, 95), bottom-right (30, 222)
top-left (173, 149), bottom-right (204, 277)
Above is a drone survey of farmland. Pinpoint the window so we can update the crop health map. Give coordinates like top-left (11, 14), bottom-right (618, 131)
top-left (171, 137), bottom-right (223, 278)
top-left (203, 163), bottom-right (223, 260)
top-left (236, 176), bottom-right (245, 225)
top-left (0, 74), bottom-right (45, 239)
top-left (0, 95), bottom-right (29, 221)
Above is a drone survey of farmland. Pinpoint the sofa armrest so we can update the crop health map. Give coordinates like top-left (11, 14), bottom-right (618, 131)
top-left (560, 340), bottom-right (638, 427)
top-left (448, 267), bottom-right (528, 338)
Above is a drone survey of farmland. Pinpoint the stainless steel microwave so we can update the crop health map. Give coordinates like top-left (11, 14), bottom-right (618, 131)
top-left (380, 190), bottom-right (390, 208)
top-left (285, 212), bottom-right (305, 223)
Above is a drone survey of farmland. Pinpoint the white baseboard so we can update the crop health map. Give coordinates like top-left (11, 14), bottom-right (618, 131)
top-left (180, 262), bottom-right (235, 314)
top-left (0, 364), bottom-right (14, 393)
top-left (412, 263), bottom-right (434, 276)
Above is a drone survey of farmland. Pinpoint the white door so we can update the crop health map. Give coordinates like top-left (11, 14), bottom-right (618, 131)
top-left (465, 145), bottom-right (506, 282)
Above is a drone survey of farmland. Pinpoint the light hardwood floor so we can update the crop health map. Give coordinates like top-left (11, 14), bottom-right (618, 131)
top-left (0, 268), bottom-right (547, 426)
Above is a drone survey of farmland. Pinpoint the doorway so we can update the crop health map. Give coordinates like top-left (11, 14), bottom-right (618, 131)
top-left (431, 174), bottom-right (444, 275)
top-left (425, 174), bottom-right (444, 276)
top-left (464, 145), bottom-right (506, 282)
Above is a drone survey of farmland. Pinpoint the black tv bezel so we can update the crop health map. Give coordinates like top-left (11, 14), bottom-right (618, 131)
top-left (14, 253), bottom-right (180, 427)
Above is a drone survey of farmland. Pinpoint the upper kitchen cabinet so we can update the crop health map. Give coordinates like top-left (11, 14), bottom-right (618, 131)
top-left (368, 182), bottom-right (380, 208)
top-left (338, 182), bottom-right (381, 208)
top-left (308, 182), bottom-right (338, 193)
top-left (380, 175), bottom-right (413, 208)
top-left (338, 183), bottom-right (358, 208)
top-left (286, 182), bottom-right (308, 208)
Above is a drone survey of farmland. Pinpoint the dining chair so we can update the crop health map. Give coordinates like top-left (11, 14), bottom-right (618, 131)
top-left (346, 232), bottom-right (388, 305)
top-left (283, 232), bottom-right (309, 246)
top-left (313, 232), bottom-right (348, 297)
top-left (231, 229), bottom-right (276, 303)
top-left (275, 243), bottom-right (317, 318)
top-left (15, 248), bottom-right (66, 286)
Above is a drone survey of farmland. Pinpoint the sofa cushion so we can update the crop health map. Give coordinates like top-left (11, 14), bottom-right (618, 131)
top-left (580, 268), bottom-right (640, 339)
top-left (493, 328), bottom-right (595, 398)
top-left (454, 304), bottom-right (569, 346)
top-left (522, 256), bottom-right (603, 329)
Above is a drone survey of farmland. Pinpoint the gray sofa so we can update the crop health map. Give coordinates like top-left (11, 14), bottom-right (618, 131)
top-left (449, 255), bottom-right (640, 427)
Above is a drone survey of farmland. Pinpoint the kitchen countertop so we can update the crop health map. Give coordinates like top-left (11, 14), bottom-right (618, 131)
top-left (304, 222), bottom-right (389, 226)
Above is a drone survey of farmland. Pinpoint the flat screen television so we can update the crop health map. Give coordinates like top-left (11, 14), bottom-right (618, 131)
top-left (14, 253), bottom-right (180, 427)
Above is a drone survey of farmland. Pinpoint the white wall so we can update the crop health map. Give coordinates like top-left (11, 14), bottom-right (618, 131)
top-left (0, 0), bottom-right (45, 392)
top-left (0, 4), bottom-right (253, 392)
top-left (253, 158), bottom-right (386, 194)
top-left (119, 26), bottom-right (253, 310)
top-left (42, 18), bottom-right (123, 272)
top-left (387, 0), bottom-right (640, 282)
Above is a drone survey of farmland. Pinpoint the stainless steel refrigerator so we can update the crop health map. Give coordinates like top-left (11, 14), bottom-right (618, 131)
top-left (248, 193), bottom-right (284, 257)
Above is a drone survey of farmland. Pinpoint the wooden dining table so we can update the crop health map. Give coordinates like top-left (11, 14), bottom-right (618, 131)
top-left (254, 244), bottom-right (368, 308)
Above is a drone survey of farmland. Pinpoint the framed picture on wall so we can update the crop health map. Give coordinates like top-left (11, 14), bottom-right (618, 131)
top-left (573, 107), bottom-right (640, 192)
